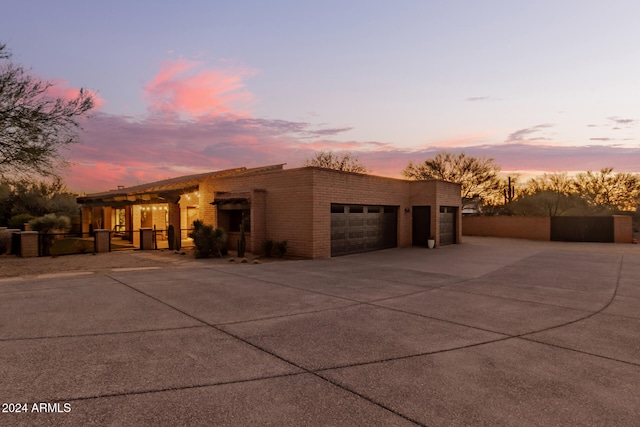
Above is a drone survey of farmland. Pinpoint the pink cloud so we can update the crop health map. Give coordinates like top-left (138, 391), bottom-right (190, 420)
top-left (60, 58), bottom-right (640, 193)
top-left (143, 58), bottom-right (255, 117)
top-left (47, 79), bottom-right (105, 110)
top-left (65, 108), bottom-right (640, 194)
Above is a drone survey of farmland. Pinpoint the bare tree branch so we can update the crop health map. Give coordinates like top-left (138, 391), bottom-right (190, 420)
top-left (0, 42), bottom-right (94, 178)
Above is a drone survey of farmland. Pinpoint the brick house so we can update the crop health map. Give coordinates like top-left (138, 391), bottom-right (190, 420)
top-left (77, 164), bottom-right (461, 258)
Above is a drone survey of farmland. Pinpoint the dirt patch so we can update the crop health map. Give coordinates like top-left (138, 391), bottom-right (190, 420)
top-left (0, 248), bottom-right (289, 279)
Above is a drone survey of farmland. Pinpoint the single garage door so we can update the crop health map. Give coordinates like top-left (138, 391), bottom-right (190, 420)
top-left (331, 204), bottom-right (397, 256)
top-left (439, 206), bottom-right (457, 246)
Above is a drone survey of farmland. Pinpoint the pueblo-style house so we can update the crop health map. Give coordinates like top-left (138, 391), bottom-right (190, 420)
top-left (77, 164), bottom-right (462, 258)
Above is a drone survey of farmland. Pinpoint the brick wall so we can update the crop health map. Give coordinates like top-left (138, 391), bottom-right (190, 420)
top-left (206, 168), bottom-right (315, 258)
top-left (613, 215), bottom-right (633, 243)
top-left (20, 232), bottom-right (39, 257)
top-left (94, 229), bottom-right (110, 253)
top-left (202, 167), bottom-right (461, 258)
top-left (462, 216), bottom-right (551, 241)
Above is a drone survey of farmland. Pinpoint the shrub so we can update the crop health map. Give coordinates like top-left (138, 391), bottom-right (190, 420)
top-left (28, 214), bottom-right (71, 256)
top-left (28, 213), bottom-right (71, 233)
top-left (262, 239), bottom-right (274, 257)
top-left (8, 213), bottom-right (35, 230)
top-left (50, 238), bottom-right (94, 255)
top-left (189, 220), bottom-right (227, 258)
top-left (275, 240), bottom-right (288, 258)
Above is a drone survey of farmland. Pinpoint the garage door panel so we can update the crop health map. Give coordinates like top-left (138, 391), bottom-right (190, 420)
top-left (439, 206), bottom-right (456, 246)
top-left (331, 204), bottom-right (397, 256)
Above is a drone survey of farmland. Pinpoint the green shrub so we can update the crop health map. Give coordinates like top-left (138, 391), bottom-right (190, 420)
top-left (50, 238), bottom-right (93, 255)
top-left (189, 220), bottom-right (227, 258)
top-left (28, 214), bottom-right (71, 233)
top-left (8, 213), bottom-right (35, 230)
top-left (28, 214), bottom-right (71, 256)
top-left (275, 240), bottom-right (288, 258)
top-left (262, 239), bottom-right (274, 257)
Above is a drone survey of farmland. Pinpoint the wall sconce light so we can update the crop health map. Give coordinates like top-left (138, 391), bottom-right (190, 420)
top-left (404, 208), bottom-right (411, 213)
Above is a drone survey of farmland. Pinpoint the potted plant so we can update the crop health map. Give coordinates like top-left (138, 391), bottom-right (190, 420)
top-left (427, 236), bottom-right (435, 249)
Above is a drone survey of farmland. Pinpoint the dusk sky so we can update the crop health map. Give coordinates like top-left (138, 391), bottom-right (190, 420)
top-left (3, 1), bottom-right (640, 192)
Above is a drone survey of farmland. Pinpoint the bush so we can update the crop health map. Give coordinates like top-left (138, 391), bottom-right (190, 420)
top-left (28, 213), bottom-right (71, 233)
top-left (28, 214), bottom-right (71, 256)
top-left (262, 239), bottom-right (274, 257)
top-left (275, 240), bottom-right (288, 258)
top-left (189, 220), bottom-right (227, 258)
top-left (50, 238), bottom-right (94, 255)
top-left (8, 213), bottom-right (35, 230)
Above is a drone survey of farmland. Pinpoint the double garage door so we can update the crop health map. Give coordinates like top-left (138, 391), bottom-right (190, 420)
top-left (331, 204), bottom-right (397, 256)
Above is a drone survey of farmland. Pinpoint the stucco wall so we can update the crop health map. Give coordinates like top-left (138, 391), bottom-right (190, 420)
top-left (463, 216), bottom-right (551, 241)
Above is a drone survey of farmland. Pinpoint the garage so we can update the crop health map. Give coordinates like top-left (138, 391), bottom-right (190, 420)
top-left (439, 206), bottom-right (457, 246)
top-left (331, 204), bottom-right (397, 256)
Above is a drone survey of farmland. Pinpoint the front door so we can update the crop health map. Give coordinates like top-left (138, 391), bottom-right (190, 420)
top-left (412, 206), bottom-right (431, 246)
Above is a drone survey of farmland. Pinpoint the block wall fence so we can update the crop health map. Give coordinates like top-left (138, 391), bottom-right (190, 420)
top-left (462, 215), bottom-right (633, 243)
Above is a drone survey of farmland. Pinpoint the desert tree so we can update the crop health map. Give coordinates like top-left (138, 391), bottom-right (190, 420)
top-left (402, 151), bottom-right (501, 209)
top-left (303, 150), bottom-right (369, 173)
top-left (0, 42), bottom-right (95, 178)
top-left (572, 168), bottom-right (640, 212)
top-left (506, 191), bottom-right (592, 217)
top-left (0, 175), bottom-right (79, 226)
top-left (523, 172), bottom-right (575, 196)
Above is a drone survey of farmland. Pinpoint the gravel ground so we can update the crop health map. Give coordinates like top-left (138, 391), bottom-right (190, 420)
top-left (0, 248), bottom-right (277, 279)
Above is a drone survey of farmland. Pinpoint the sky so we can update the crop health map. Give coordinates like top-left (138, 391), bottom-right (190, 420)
top-left (2, 0), bottom-right (640, 193)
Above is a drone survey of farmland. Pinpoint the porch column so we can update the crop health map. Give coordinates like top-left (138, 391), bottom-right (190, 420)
top-left (168, 202), bottom-right (181, 249)
top-left (94, 229), bottom-right (111, 253)
top-left (250, 189), bottom-right (266, 254)
top-left (81, 207), bottom-right (92, 235)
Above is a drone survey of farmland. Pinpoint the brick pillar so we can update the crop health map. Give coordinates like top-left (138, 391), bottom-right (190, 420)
top-left (124, 205), bottom-right (133, 241)
top-left (250, 189), bottom-right (267, 254)
top-left (168, 203), bottom-right (181, 249)
top-left (132, 206), bottom-right (141, 247)
top-left (94, 229), bottom-right (111, 253)
top-left (81, 207), bottom-right (92, 235)
top-left (20, 231), bottom-right (39, 257)
top-left (103, 206), bottom-right (113, 231)
top-left (140, 228), bottom-right (154, 250)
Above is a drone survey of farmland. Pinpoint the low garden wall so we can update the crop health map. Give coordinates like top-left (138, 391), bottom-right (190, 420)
top-left (462, 216), bottom-right (550, 241)
top-left (463, 215), bottom-right (633, 243)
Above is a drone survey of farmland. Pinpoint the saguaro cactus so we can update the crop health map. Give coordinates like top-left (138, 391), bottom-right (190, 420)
top-left (237, 216), bottom-right (246, 258)
top-left (168, 225), bottom-right (175, 250)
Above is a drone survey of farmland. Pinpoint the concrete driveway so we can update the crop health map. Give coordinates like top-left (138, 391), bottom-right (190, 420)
top-left (1, 237), bottom-right (639, 426)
